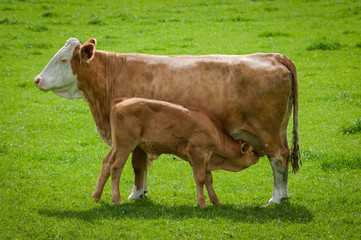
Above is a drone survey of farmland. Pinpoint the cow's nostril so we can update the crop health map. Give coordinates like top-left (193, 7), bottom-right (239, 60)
top-left (35, 77), bottom-right (41, 86)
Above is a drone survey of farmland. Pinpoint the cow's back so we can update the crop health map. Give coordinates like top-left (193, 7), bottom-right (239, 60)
top-left (113, 53), bottom-right (293, 136)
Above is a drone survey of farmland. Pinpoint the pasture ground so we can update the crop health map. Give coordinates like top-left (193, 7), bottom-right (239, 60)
top-left (0, 0), bottom-right (360, 239)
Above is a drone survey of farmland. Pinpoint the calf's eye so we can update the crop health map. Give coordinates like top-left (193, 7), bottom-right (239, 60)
top-left (60, 58), bottom-right (68, 63)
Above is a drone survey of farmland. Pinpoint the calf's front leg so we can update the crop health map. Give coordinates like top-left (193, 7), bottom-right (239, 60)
top-left (93, 151), bottom-right (111, 202)
top-left (189, 149), bottom-right (208, 208)
top-left (193, 170), bottom-right (206, 208)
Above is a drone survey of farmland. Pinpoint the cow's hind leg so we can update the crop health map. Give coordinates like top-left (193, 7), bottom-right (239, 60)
top-left (268, 157), bottom-right (289, 205)
top-left (93, 151), bottom-right (112, 202)
top-left (128, 147), bottom-right (148, 200)
top-left (266, 144), bottom-right (290, 206)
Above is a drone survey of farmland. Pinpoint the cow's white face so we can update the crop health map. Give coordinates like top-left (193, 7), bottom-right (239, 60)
top-left (35, 38), bottom-right (83, 99)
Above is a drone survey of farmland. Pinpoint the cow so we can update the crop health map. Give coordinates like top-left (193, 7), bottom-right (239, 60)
top-left (93, 97), bottom-right (260, 207)
top-left (34, 38), bottom-right (300, 206)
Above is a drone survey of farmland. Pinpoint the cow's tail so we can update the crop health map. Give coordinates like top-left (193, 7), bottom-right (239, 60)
top-left (280, 55), bottom-right (301, 173)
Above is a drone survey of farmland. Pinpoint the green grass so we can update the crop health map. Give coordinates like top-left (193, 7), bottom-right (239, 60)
top-left (306, 37), bottom-right (342, 51)
top-left (1, 0), bottom-right (361, 239)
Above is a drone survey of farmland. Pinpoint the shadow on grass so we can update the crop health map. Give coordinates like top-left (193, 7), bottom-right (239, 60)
top-left (38, 199), bottom-right (313, 224)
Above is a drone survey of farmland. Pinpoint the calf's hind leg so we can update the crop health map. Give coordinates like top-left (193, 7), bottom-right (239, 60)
top-left (109, 150), bottom-right (131, 206)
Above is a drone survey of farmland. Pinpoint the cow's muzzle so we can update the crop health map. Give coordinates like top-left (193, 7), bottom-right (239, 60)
top-left (34, 76), bottom-right (48, 91)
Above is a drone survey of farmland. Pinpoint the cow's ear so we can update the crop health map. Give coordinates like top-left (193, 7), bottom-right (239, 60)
top-left (85, 38), bottom-right (97, 47)
top-left (80, 42), bottom-right (95, 62)
top-left (240, 143), bottom-right (249, 154)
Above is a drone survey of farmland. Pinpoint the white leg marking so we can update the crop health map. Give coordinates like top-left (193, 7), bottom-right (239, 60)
top-left (128, 168), bottom-right (149, 200)
top-left (267, 158), bottom-right (289, 206)
top-left (128, 185), bottom-right (145, 200)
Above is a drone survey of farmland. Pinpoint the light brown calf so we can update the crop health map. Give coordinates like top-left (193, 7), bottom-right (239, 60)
top-left (92, 98), bottom-right (259, 208)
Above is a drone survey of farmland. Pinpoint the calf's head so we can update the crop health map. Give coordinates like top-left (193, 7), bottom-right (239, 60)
top-left (34, 38), bottom-right (97, 99)
top-left (239, 140), bottom-right (260, 167)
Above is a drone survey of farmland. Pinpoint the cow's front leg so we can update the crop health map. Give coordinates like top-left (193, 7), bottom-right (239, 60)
top-left (267, 157), bottom-right (289, 206)
top-left (93, 151), bottom-right (111, 202)
top-left (128, 147), bottom-right (147, 200)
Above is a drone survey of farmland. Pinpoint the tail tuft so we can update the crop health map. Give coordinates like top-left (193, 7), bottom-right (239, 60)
top-left (290, 117), bottom-right (301, 173)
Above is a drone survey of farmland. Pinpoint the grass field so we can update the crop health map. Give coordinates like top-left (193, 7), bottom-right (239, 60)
top-left (1, 0), bottom-right (361, 239)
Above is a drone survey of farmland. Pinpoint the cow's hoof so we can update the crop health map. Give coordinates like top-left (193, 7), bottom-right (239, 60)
top-left (128, 186), bottom-right (146, 200)
top-left (263, 196), bottom-right (289, 207)
top-left (128, 193), bottom-right (143, 201)
top-left (263, 201), bottom-right (279, 208)
top-left (128, 193), bottom-right (147, 201)
top-left (281, 196), bottom-right (289, 201)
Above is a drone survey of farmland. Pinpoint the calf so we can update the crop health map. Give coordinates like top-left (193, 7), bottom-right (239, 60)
top-left (92, 98), bottom-right (260, 208)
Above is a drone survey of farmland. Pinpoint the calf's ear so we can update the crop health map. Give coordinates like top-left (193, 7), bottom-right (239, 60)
top-left (240, 143), bottom-right (249, 154)
top-left (80, 41), bottom-right (96, 62)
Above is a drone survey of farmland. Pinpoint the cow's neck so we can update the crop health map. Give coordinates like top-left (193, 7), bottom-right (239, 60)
top-left (75, 50), bottom-right (125, 146)
top-left (83, 96), bottom-right (112, 146)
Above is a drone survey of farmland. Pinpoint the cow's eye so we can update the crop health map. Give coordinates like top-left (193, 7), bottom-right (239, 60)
top-left (60, 58), bottom-right (68, 63)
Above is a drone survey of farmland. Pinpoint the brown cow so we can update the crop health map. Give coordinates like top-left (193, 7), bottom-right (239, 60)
top-left (35, 38), bottom-right (300, 205)
top-left (92, 97), bottom-right (260, 207)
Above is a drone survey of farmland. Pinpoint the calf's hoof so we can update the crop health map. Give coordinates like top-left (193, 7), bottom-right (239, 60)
top-left (112, 200), bottom-right (123, 206)
top-left (128, 187), bottom-right (147, 200)
top-left (92, 195), bottom-right (101, 203)
top-left (197, 203), bottom-right (207, 209)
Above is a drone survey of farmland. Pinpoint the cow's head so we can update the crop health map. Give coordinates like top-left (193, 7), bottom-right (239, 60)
top-left (34, 38), bottom-right (97, 99)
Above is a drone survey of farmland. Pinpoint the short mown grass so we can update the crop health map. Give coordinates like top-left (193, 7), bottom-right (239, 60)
top-left (1, 0), bottom-right (361, 239)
